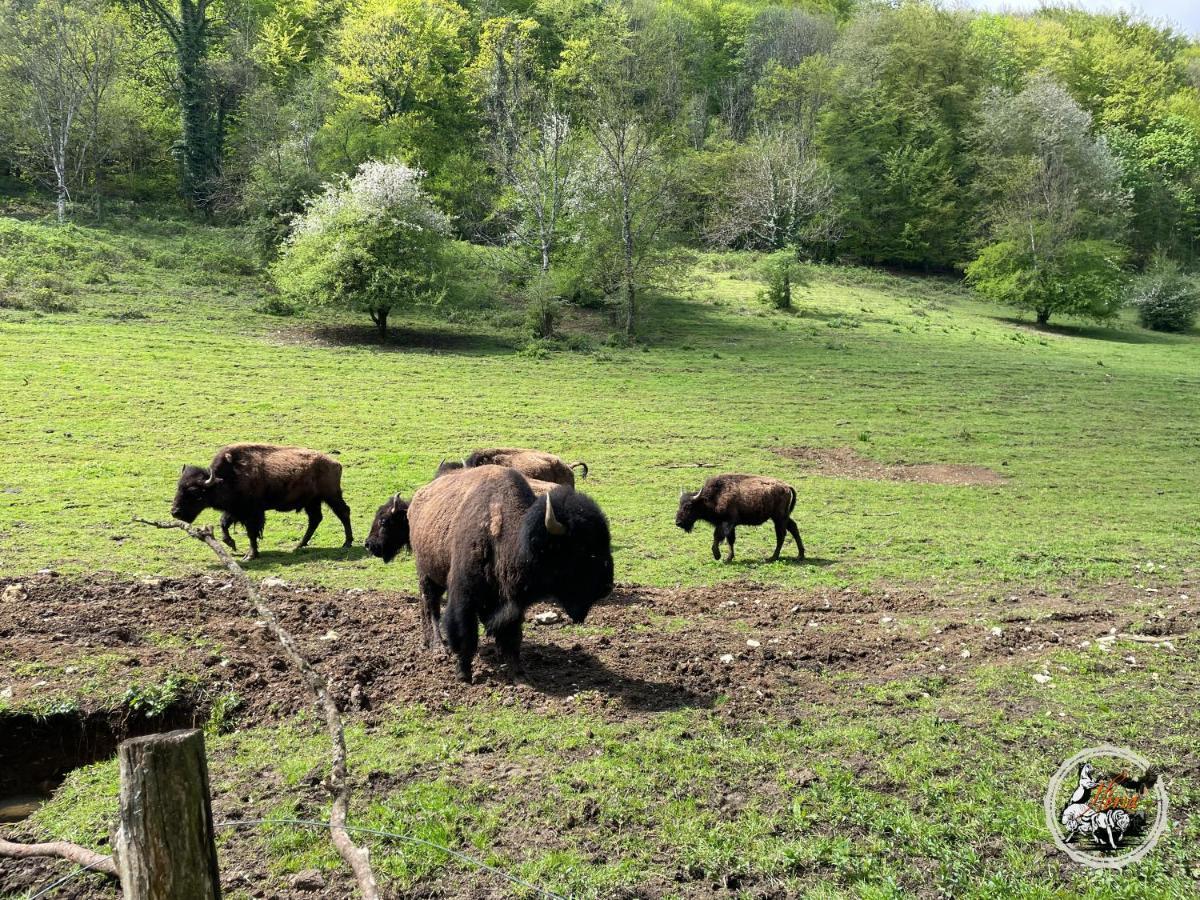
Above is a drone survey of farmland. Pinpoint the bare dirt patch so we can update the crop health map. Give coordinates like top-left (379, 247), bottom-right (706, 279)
top-left (2, 572), bottom-right (1192, 898)
top-left (772, 446), bottom-right (1007, 486)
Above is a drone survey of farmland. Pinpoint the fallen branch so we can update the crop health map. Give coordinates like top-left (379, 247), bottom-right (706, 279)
top-left (134, 518), bottom-right (380, 900)
top-left (0, 837), bottom-right (117, 878)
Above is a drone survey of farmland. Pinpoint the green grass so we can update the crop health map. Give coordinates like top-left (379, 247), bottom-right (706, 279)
top-left (1, 217), bottom-right (1197, 592)
top-left (3, 214), bottom-right (1199, 898)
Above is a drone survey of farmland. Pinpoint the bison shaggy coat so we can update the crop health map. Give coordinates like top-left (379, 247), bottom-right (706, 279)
top-left (365, 465), bottom-right (613, 683)
top-left (675, 474), bottom-right (804, 563)
top-left (171, 444), bottom-right (353, 560)
top-left (436, 447), bottom-right (587, 487)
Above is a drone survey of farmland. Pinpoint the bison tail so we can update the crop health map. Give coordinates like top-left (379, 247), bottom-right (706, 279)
top-left (788, 486), bottom-right (797, 514)
top-left (570, 461), bottom-right (589, 479)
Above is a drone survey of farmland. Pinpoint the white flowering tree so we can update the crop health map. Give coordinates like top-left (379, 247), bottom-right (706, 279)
top-left (274, 159), bottom-right (450, 337)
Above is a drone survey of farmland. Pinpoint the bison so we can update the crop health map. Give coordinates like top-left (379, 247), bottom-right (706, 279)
top-left (675, 474), bottom-right (804, 563)
top-left (435, 447), bottom-right (587, 487)
top-left (171, 443), bottom-right (353, 560)
top-left (365, 465), bottom-right (613, 683)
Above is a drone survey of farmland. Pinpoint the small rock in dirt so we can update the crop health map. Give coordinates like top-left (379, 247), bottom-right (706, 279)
top-left (289, 869), bottom-right (326, 891)
top-left (880, 616), bottom-right (894, 624)
top-left (990, 626), bottom-right (1003, 637)
top-left (1032, 673), bottom-right (1052, 684)
top-left (534, 611), bottom-right (561, 625)
top-left (746, 639), bottom-right (761, 648)
top-left (320, 630), bottom-right (339, 641)
top-left (64, 666), bottom-right (77, 675)
top-left (2, 584), bottom-right (27, 603)
top-left (261, 576), bottom-right (287, 588)
top-left (960, 649), bottom-right (971, 659)
top-left (0, 686), bottom-right (12, 700)
top-left (719, 653), bottom-right (735, 664)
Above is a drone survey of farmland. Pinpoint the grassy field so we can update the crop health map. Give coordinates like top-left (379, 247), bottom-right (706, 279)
top-left (1, 214), bottom-right (1199, 898)
top-left (1, 215), bottom-right (1197, 592)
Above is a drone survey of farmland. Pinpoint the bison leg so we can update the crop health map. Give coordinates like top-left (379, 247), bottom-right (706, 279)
top-left (418, 576), bottom-right (445, 652)
top-left (786, 519), bottom-right (805, 560)
top-left (219, 513), bottom-right (237, 552)
top-left (711, 524), bottom-right (725, 561)
top-left (724, 526), bottom-right (736, 563)
top-left (492, 619), bottom-right (525, 680)
top-left (243, 509), bottom-right (265, 561)
top-left (297, 502), bottom-right (323, 550)
top-left (441, 595), bottom-right (479, 684)
top-left (771, 518), bottom-right (787, 561)
top-left (328, 493), bottom-right (354, 547)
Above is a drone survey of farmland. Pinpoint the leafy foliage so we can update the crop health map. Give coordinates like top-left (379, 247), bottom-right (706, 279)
top-left (1127, 254), bottom-right (1199, 332)
top-left (273, 159), bottom-right (449, 335)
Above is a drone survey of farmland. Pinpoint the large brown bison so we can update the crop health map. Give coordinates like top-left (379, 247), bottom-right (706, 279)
top-left (436, 447), bottom-right (587, 487)
top-left (171, 444), bottom-right (353, 560)
top-left (676, 474), bottom-right (804, 563)
top-left (365, 465), bottom-right (613, 683)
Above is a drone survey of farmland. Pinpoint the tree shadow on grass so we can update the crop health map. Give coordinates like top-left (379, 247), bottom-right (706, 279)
top-left (722, 555), bottom-right (837, 570)
top-left (480, 641), bottom-right (715, 712)
top-left (995, 316), bottom-right (1179, 346)
top-left (303, 323), bottom-right (520, 356)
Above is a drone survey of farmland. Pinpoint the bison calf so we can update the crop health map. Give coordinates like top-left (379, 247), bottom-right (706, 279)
top-left (172, 443), bottom-right (353, 560)
top-left (436, 447), bottom-right (587, 487)
top-left (676, 474), bottom-right (804, 563)
top-left (366, 466), bottom-right (613, 683)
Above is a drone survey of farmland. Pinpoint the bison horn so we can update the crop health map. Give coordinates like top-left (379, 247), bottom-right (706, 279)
top-left (544, 495), bottom-right (566, 535)
top-left (203, 471), bottom-right (216, 486)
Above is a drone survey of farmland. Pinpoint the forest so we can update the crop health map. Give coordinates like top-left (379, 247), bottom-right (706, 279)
top-left (2, 0), bottom-right (1199, 335)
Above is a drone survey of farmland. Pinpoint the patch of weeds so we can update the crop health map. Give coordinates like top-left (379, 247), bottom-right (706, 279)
top-left (123, 673), bottom-right (195, 716)
top-left (25, 756), bottom-right (120, 846)
top-left (256, 296), bottom-right (299, 317)
top-left (27, 287), bottom-right (78, 312)
top-left (207, 691), bottom-right (244, 735)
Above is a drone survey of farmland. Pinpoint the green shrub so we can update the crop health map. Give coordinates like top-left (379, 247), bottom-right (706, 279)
top-left (1127, 256), bottom-right (1198, 333)
top-left (524, 276), bottom-right (561, 339)
top-left (256, 296), bottom-right (299, 317)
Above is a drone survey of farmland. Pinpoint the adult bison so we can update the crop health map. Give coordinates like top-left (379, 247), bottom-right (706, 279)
top-left (171, 443), bottom-right (353, 560)
top-left (676, 474), bottom-right (804, 563)
top-left (436, 447), bottom-right (587, 487)
top-left (365, 465), bottom-right (613, 683)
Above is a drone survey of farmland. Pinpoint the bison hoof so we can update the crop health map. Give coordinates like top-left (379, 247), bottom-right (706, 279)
top-left (711, 547), bottom-right (721, 561)
top-left (342, 539), bottom-right (354, 548)
top-left (242, 552), bottom-right (257, 562)
top-left (456, 668), bottom-right (473, 685)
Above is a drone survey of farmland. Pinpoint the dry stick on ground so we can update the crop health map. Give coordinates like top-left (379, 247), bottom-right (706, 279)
top-left (0, 837), bottom-right (118, 878)
top-left (133, 518), bottom-right (380, 900)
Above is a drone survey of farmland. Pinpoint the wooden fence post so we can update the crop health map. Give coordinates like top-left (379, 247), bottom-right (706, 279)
top-left (113, 729), bottom-right (221, 900)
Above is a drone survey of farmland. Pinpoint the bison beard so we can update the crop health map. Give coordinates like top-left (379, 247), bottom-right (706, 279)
top-left (171, 444), bottom-right (353, 560)
top-left (367, 466), bottom-right (613, 683)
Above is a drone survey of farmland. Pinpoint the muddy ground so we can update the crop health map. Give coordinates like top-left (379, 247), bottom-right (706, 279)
top-left (771, 446), bottom-right (1007, 486)
top-left (1, 572), bottom-right (1193, 897)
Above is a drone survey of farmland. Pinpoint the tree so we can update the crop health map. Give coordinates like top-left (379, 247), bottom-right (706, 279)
top-left (273, 159), bottom-right (450, 337)
top-left (131, 0), bottom-right (224, 212)
top-left (1126, 253), bottom-right (1199, 332)
top-left (0, 0), bottom-right (126, 220)
top-left (820, 3), bottom-right (980, 269)
top-left (469, 16), bottom-right (576, 272)
top-left (969, 76), bottom-right (1129, 324)
top-left (557, 11), bottom-right (677, 337)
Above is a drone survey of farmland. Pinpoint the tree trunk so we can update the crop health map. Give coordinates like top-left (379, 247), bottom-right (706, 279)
top-left (1036, 307), bottom-right (1050, 325)
top-left (173, 2), bottom-right (220, 213)
top-left (113, 729), bottom-right (221, 900)
top-left (370, 308), bottom-right (389, 338)
top-left (622, 202), bottom-right (635, 337)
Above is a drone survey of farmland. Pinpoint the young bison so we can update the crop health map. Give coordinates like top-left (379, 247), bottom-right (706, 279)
top-left (435, 447), bottom-right (587, 487)
top-left (171, 444), bottom-right (353, 560)
top-left (676, 474), bottom-right (804, 563)
top-left (365, 466), bottom-right (613, 683)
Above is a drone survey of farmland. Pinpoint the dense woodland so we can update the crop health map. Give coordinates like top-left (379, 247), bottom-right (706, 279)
top-left (2, 0), bottom-right (1199, 334)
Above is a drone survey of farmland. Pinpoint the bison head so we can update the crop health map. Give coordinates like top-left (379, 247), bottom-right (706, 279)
top-left (434, 459), bottom-right (465, 478)
top-left (518, 487), bottom-right (613, 624)
top-left (365, 494), bottom-right (410, 562)
top-left (675, 489), bottom-right (702, 532)
top-left (171, 465), bottom-right (218, 522)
